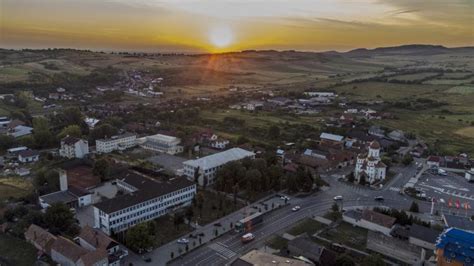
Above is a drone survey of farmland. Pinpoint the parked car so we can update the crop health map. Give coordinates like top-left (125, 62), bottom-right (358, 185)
top-left (374, 196), bottom-right (384, 201)
top-left (280, 196), bottom-right (290, 201)
top-left (177, 238), bottom-right (189, 244)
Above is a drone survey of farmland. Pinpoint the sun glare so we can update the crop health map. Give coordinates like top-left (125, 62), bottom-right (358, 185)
top-left (209, 25), bottom-right (234, 48)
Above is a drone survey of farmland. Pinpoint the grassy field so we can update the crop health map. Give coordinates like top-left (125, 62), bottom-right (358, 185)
top-left (0, 234), bottom-right (38, 266)
top-left (0, 177), bottom-right (33, 201)
top-left (152, 215), bottom-right (193, 247)
top-left (267, 235), bottom-right (288, 250)
top-left (287, 219), bottom-right (326, 236)
top-left (447, 85), bottom-right (474, 94)
top-left (388, 72), bottom-right (438, 82)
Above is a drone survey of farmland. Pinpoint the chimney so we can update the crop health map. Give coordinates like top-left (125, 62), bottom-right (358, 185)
top-left (59, 169), bottom-right (68, 191)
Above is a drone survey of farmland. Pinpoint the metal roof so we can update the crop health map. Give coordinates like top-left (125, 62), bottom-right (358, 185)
top-left (183, 148), bottom-right (255, 170)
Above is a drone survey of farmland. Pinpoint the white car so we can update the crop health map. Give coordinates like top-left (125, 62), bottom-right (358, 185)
top-left (333, 196), bottom-right (343, 201)
top-left (292, 206), bottom-right (301, 212)
top-left (280, 196), bottom-right (290, 201)
top-left (177, 238), bottom-right (189, 244)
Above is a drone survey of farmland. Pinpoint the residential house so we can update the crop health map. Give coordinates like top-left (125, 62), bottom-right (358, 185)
top-left (343, 209), bottom-right (395, 236)
top-left (408, 224), bottom-right (441, 251)
top-left (18, 149), bottom-right (40, 163)
top-left (388, 130), bottom-right (406, 142)
top-left (60, 136), bottom-right (90, 159)
top-left (288, 236), bottom-right (336, 265)
top-left (94, 171), bottom-right (196, 235)
top-left (354, 141), bottom-right (387, 184)
top-left (267, 97), bottom-right (292, 106)
top-left (368, 125), bottom-right (386, 138)
top-left (85, 117), bottom-right (100, 129)
top-left (51, 236), bottom-right (108, 266)
top-left (24, 224), bottom-right (57, 256)
top-left (96, 133), bottom-right (137, 153)
top-left (8, 125), bottom-right (33, 138)
top-left (320, 132), bottom-right (344, 144)
top-left (0, 116), bottom-right (11, 128)
top-left (210, 138), bottom-right (230, 150)
top-left (140, 134), bottom-right (183, 155)
top-left (78, 226), bottom-right (128, 266)
top-left (427, 156), bottom-right (443, 168)
top-left (182, 148), bottom-right (255, 186)
top-left (435, 228), bottom-right (474, 266)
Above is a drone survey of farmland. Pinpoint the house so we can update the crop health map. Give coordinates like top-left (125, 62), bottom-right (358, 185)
top-left (288, 236), bottom-right (336, 265)
top-left (245, 101), bottom-right (264, 111)
top-left (427, 156), bottom-right (442, 168)
top-left (388, 130), bottom-right (406, 142)
top-left (8, 125), bottom-right (33, 138)
top-left (24, 224), bottom-right (57, 256)
top-left (85, 117), bottom-right (100, 129)
top-left (96, 133), bottom-right (137, 153)
top-left (51, 236), bottom-right (108, 266)
top-left (267, 97), bottom-right (292, 106)
top-left (304, 92), bottom-right (336, 98)
top-left (78, 226), bottom-right (128, 266)
top-left (354, 141), bottom-right (387, 184)
top-left (93, 171), bottom-right (196, 235)
top-left (320, 132), bottom-right (344, 143)
top-left (60, 136), bottom-right (90, 159)
top-left (408, 224), bottom-right (441, 250)
top-left (231, 250), bottom-right (308, 266)
top-left (435, 228), bottom-right (474, 266)
top-left (182, 148), bottom-right (255, 186)
top-left (0, 116), bottom-right (11, 128)
top-left (18, 149), bottom-right (40, 163)
top-left (39, 170), bottom-right (92, 209)
top-left (210, 138), bottom-right (230, 150)
top-left (343, 209), bottom-right (395, 236)
top-left (140, 134), bottom-right (183, 155)
top-left (368, 125), bottom-right (385, 137)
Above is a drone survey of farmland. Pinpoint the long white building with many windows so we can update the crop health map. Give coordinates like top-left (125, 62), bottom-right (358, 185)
top-left (183, 148), bottom-right (255, 186)
top-left (140, 134), bottom-right (183, 155)
top-left (96, 133), bottom-right (137, 153)
top-left (93, 171), bottom-right (196, 235)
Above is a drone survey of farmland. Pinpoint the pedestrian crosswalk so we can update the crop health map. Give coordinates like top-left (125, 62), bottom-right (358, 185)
top-left (208, 242), bottom-right (237, 259)
top-left (389, 187), bottom-right (401, 192)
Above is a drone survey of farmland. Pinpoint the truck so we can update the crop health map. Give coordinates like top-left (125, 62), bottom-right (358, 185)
top-left (235, 212), bottom-right (263, 233)
top-left (241, 233), bottom-right (255, 243)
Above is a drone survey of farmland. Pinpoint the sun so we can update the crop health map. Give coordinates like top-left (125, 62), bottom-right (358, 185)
top-left (208, 25), bottom-right (234, 48)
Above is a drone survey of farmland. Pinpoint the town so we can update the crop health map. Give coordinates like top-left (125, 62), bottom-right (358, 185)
top-left (1, 45), bottom-right (474, 266)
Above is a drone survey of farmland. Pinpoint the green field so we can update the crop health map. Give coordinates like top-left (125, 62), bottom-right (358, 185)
top-left (287, 218), bottom-right (326, 236)
top-left (0, 234), bottom-right (37, 266)
top-left (320, 222), bottom-right (368, 249)
top-left (447, 85), bottom-right (474, 94)
top-left (0, 177), bottom-right (33, 201)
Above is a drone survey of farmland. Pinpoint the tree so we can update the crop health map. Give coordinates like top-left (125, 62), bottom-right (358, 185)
top-left (173, 214), bottom-right (184, 230)
top-left (44, 203), bottom-right (75, 234)
top-left (32, 117), bottom-right (54, 148)
top-left (196, 192), bottom-right (204, 217)
top-left (347, 172), bottom-right (355, 183)
top-left (185, 208), bottom-right (194, 224)
top-left (89, 123), bottom-right (117, 142)
top-left (335, 254), bottom-right (355, 266)
top-left (58, 124), bottom-right (82, 139)
top-left (0, 135), bottom-right (17, 152)
top-left (193, 166), bottom-right (200, 184)
top-left (359, 174), bottom-right (367, 186)
top-left (93, 157), bottom-right (111, 180)
top-left (409, 201), bottom-right (419, 213)
top-left (126, 223), bottom-right (154, 253)
top-left (402, 154), bottom-right (414, 166)
top-left (361, 254), bottom-right (386, 266)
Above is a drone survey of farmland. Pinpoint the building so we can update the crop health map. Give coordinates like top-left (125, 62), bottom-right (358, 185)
top-left (288, 237), bottom-right (336, 265)
top-left (182, 148), bottom-right (255, 186)
top-left (51, 236), bottom-right (108, 266)
top-left (24, 224), bottom-right (57, 256)
top-left (18, 149), bottom-right (40, 163)
top-left (436, 228), bottom-right (474, 266)
top-left (39, 170), bottom-right (92, 209)
top-left (354, 140), bottom-right (387, 184)
top-left (466, 168), bottom-right (474, 182)
top-left (210, 138), bottom-right (230, 150)
top-left (408, 224), bottom-right (441, 250)
top-left (78, 226), bottom-right (128, 266)
top-left (231, 250), bottom-right (309, 266)
top-left (0, 116), bottom-right (11, 128)
top-left (93, 171), bottom-right (196, 235)
top-left (343, 209), bottom-right (395, 236)
top-left (60, 136), bottom-right (90, 159)
top-left (140, 134), bottom-right (183, 155)
top-left (96, 133), bottom-right (137, 153)
top-left (442, 214), bottom-right (474, 232)
top-left (8, 125), bottom-right (33, 138)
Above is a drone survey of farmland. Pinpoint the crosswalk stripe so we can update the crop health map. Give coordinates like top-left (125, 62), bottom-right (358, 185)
top-left (209, 243), bottom-right (237, 259)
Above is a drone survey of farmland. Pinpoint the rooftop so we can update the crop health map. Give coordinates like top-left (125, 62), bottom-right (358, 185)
top-left (443, 214), bottom-right (474, 232)
top-left (436, 228), bottom-right (474, 264)
top-left (232, 250), bottom-right (308, 266)
top-left (409, 224), bottom-right (441, 244)
top-left (362, 209), bottom-right (396, 228)
top-left (94, 171), bottom-right (195, 214)
top-left (320, 132), bottom-right (344, 142)
top-left (65, 165), bottom-right (101, 190)
top-left (96, 132), bottom-right (136, 142)
top-left (183, 148), bottom-right (255, 170)
top-left (39, 190), bottom-right (78, 206)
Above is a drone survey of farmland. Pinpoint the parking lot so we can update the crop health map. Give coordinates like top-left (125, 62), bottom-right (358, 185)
top-left (415, 170), bottom-right (474, 205)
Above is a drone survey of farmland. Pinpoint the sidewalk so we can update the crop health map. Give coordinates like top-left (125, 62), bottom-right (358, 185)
top-left (124, 193), bottom-right (287, 266)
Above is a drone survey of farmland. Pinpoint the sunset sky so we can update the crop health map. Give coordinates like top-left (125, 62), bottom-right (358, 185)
top-left (1, 0), bottom-right (473, 53)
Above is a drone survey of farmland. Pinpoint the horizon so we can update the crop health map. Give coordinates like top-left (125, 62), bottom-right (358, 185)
top-left (2, 0), bottom-right (473, 53)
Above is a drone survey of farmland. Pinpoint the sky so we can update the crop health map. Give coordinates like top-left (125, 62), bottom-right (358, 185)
top-left (1, 0), bottom-right (473, 53)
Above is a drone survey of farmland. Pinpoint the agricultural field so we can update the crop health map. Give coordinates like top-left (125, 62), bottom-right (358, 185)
top-left (388, 72), bottom-right (439, 82)
top-left (0, 177), bottom-right (34, 201)
top-left (447, 85), bottom-right (474, 94)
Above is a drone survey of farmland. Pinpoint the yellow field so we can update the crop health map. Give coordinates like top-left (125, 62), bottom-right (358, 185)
top-left (455, 127), bottom-right (474, 138)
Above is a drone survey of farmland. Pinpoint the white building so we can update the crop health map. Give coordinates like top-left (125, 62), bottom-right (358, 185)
top-left (304, 92), bottom-right (336, 98)
top-left (18, 149), bottom-right (40, 163)
top-left (354, 140), bottom-right (387, 184)
top-left (93, 171), bottom-right (196, 235)
top-left (140, 134), bottom-right (183, 155)
top-left (182, 148), bottom-right (255, 186)
top-left (96, 133), bottom-right (137, 153)
top-left (59, 136), bottom-right (89, 159)
top-left (39, 170), bottom-right (92, 209)
top-left (210, 139), bottom-right (230, 150)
